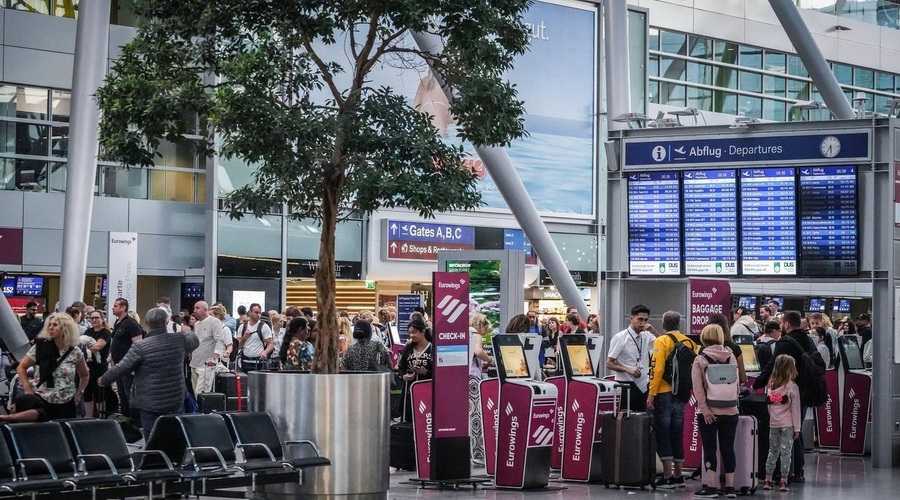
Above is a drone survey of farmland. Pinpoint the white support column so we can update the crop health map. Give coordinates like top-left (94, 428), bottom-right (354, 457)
top-left (604, 0), bottom-right (632, 131)
top-left (59, 0), bottom-right (111, 308)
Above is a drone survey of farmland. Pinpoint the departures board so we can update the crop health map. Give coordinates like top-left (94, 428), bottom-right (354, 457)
top-left (624, 166), bottom-right (858, 277)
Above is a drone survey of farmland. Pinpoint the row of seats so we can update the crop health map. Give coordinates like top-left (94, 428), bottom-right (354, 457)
top-left (0, 412), bottom-right (331, 499)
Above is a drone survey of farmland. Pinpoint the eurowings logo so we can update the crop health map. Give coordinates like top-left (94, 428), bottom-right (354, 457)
top-left (436, 295), bottom-right (467, 323)
top-left (571, 399), bottom-right (580, 412)
top-left (505, 402), bottom-right (514, 416)
top-left (486, 398), bottom-right (495, 411)
top-left (418, 401), bottom-right (427, 414)
top-left (848, 388), bottom-right (856, 400)
top-left (689, 394), bottom-right (698, 406)
top-left (532, 425), bottom-right (554, 446)
top-left (712, 287), bottom-right (718, 294)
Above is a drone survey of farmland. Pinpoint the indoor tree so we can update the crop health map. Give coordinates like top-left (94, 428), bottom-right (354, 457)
top-left (97, 0), bottom-right (531, 373)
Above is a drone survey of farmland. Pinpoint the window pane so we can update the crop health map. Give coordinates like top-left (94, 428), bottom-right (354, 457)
top-left (714, 66), bottom-right (738, 89)
top-left (686, 62), bottom-right (713, 85)
top-left (150, 169), bottom-right (196, 202)
top-left (763, 76), bottom-right (786, 98)
top-left (714, 91), bottom-right (737, 115)
top-left (833, 63), bottom-right (853, 85)
top-left (649, 55), bottom-right (659, 77)
top-left (649, 28), bottom-right (660, 51)
top-left (739, 45), bottom-right (763, 68)
top-left (51, 126), bottom-right (69, 157)
top-left (714, 41), bottom-right (738, 64)
top-left (854, 67), bottom-right (874, 88)
top-left (875, 94), bottom-right (890, 115)
top-left (740, 71), bottom-right (762, 93)
top-left (11, 159), bottom-right (48, 191)
top-left (46, 162), bottom-right (69, 193)
top-left (0, 158), bottom-right (14, 191)
top-left (687, 86), bottom-right (713, 111)
top-left (156, 138), bottom-right (198, 169)
top-left (218, 213), bottom-right (282, 259)
top-left (764, 51), bottom-right (786, 73)
top-left (659, 56), bottom-right (685, 80)
top-left (689, 35), bottom-right (712, 59)
top-left (763, 99), bottom-right (786, 121)
top-left (649, 81), bottom-right (660, 104)
top-left (102, 165), bottom-right (148, 199)
top-left (739, 96), bottom-right (762, 118)
top-left (659, 83), bottom-right (686, 106)
top-left (196, 174), bottom-right (207, 204)
top-left (51, 90), bottom-right (70, 123)
top-left (876, 72), bottom-right (895, 93)
top-left (660, 31), bottom-right (687, 55)
top-left (0, 86), bottom-right (49, 119)
top-left (787, 55), bottom-right (807, 77)
top-left (788, 79), bottom-right (810, 100)
top-left (1, 122), bottom-right (50, 156)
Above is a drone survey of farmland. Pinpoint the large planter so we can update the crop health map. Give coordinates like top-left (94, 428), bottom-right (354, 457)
top-left (249, 371), bottom-right (391, 500)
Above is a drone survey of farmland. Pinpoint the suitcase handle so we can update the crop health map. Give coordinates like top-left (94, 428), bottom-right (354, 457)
top-left (613, 383), bottom-right (631, 416)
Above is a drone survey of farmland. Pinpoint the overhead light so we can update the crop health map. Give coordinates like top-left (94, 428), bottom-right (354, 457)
top-left (885, 99), bottom-right (900, 117)
top-left (829, 25), bottom-right (852, 31)
top-left (729, 116), bottom-right (759, 129)
top-left (668, 107), bottom-right (707, 126)
top-left (790, 100), bottom-right (827, 111)
top-left (657, 117), bottom-right (682, 128)
top-left (611, 112), bottom-right (655, 129)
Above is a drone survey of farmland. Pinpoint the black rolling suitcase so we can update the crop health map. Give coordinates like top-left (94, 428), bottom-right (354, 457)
top-left (198, 392), bottom-right (226, 413)
top-left (215, 372), bottom-right (249, 411)
top-left (598, 384), bottom-right (656, 489)
top-left (389, 383), bottom-right (416, 471)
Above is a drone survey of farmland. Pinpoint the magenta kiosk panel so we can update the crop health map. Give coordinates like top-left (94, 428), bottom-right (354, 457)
top-left (816, 369), bottom-right (841, 448)
top-left (558, 334), bottom-right (618, 482)
top-left (682, 393), bottom-right (702, 470)
top-left (544, 375), bottom-right (567, 470)
top-left (840, 370), bottom-right (872, 455)
top-left (479, 378), bottom-right (500, 476)
top-left (492, 335), bottom-right (557, 488)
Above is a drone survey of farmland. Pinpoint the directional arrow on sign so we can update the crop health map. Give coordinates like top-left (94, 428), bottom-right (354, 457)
top-left (391, 223), bottom-right (397, 235)
top-left (391, 242), bottom-right (397, 252)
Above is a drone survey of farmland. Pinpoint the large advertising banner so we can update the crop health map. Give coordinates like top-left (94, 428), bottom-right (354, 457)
top-left (430, 272), bottom-right (471, 480)
top-left (688, 278), bottom-right (732, 336)
top-left (107, 232), bottom-right (138, 321)
top-left (816, 370), bottom-right (841, 448)
top-left (216, 1), bottom-right (597, 216)
top-left (445, 260), bottom-right (501, 335)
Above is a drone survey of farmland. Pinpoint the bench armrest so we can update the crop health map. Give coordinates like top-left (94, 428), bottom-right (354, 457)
top-left (132, 449), bottom-right (176, 470)
top-left (183, 446), bottom-right (228, 471)
top-left (16, 458), bottom-right (58, 480)
top-left (284, 440), bottom-right (324, 458)
top-left (235, 442), bottom-right (276, 462)
top-left (76, 453), bottom-right (118, 475)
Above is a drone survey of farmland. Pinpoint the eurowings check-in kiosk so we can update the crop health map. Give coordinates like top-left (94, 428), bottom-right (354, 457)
top-left (839, 335), bottom-right (872, 455)
top-left (491, 334), bottom-right (557, 489)
top-left (558, 334), bottom-right (618, 482)
top-left (545, 333), bottom-right (606, 471)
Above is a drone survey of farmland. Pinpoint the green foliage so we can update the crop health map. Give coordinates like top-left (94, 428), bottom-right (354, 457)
top-left (97, 0), bottom-right (532, 373)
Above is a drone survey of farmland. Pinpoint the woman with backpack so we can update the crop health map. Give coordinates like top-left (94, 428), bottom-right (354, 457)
top-left (692, 323), bottom-right (740, 499)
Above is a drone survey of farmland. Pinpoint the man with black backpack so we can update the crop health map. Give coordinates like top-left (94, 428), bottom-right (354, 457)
top-left (753, 310), bottom-right (826, 485)
top-left (647, 311), bottom-right (699, 489)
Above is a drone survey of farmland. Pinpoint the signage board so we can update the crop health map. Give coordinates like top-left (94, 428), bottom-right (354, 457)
top-left (739, 168), bottom-right (797, 275)
top-left (446, 260), bottom-right (501, 335)
top-left (396, 294), bottom-right (422, 343)
top-left (688, 278), bottom-right (732, 336)
top-left (682, 169), bottom-right (738, 275)
top-left (384, 220), bottom-right (475, 261)
top-left (624, 131), bottom-right (870, 168)
top-left (107, 232), bottom-right (138, 321)
top-left (627, 171), bottom-right (681, 275)
top-left (502, 228), bottom-right (537, 265)
top-left (799, 166), bottom-right (858, 276)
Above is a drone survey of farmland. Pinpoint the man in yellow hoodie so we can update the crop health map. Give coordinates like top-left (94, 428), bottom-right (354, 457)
top-left (647, 310), bottom-right (699, 489)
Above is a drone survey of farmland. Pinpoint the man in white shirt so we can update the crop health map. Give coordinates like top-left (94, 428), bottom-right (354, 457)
top-left (189, 301), bottom-right (225, 395)
top-left (607, 304), bottom-right (656, 412)
top-left (237, 303), bottom-right (274, 373)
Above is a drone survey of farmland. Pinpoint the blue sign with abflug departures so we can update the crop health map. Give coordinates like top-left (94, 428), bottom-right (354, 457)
top-left (624, 131), bottom-right (870, 168)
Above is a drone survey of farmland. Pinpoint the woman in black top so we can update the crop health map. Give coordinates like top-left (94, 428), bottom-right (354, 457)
top-left (84, 311), bottom-right (110, 418)
top-left (542, 317), bottom-right (562, 373)
top-left (398, 317), bottom-right (433, 421)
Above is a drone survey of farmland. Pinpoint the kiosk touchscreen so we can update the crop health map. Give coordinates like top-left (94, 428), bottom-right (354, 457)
top-left (838, 335), bottom-right (864, 372)
top-left (491, 335), bottom-right (557, 488)
top-left (737, 341), bottom-right (761, 374)
top-left (557, 334), bottom-right (618, 483)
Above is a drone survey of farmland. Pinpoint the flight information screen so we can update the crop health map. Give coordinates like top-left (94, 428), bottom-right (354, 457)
top-left (739, 168), bottom-right (797, 275)
top-left (682, 169), bottom-right (738, 275)
top-left (799, 166), bottom-right (858, 276)
top-left (627, 171), bottom-right (681, 275)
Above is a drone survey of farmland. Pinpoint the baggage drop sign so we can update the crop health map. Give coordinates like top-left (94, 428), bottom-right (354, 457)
top-left (688, 278), bottom-right (732, 336)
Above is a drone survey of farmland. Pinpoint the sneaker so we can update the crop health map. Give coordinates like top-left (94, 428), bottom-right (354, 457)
top-left (656, 477), bottom-right (676, 489)
top-left (763, 481), bottom-right (772, 490)
top-left (788, 474), bottom-right (805, 484)
top-left (670, 476), bottom-right (686, 488)
top-left (780, 481), bottom-right (789, 492)
top-left (694, 486), bottom-right (719, 498)
top-left (724, 487), bottom-right (737, 498)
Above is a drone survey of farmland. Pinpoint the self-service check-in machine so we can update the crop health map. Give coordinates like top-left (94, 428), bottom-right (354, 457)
top-left (557, 334), bottom-right (618, 482)
top-left (545, 333), bottom-right (605, 471)
top-left (491, 334), bottom-right (557, 489)
top-left (838, 334), bottom-right (871, 455)
top-left (479, 332), bottom-right (545, 476)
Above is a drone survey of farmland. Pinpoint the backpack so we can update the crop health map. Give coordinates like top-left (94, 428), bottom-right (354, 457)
top-left (701, 354), bottom-right (739, 408)
top-left (662, 333), bottom-right (697, 401)
top-left (755, 339), bottom-right (775, 370)
top-left (781, 335), bottom-right (828, 407)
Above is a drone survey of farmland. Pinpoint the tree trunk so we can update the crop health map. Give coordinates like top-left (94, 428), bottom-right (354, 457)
top-left (311, 180), bottom-right (341, 374)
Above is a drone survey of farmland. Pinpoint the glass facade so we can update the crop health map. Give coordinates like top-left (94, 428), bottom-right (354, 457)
top-left (798, 0), bottom-right (900, 30)
top-left (649, 28), bottom-right (900, 121)
top-left (3, 0), bottom-right (137, 26)
top-left (0, 83), bottom-right (205, 201)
